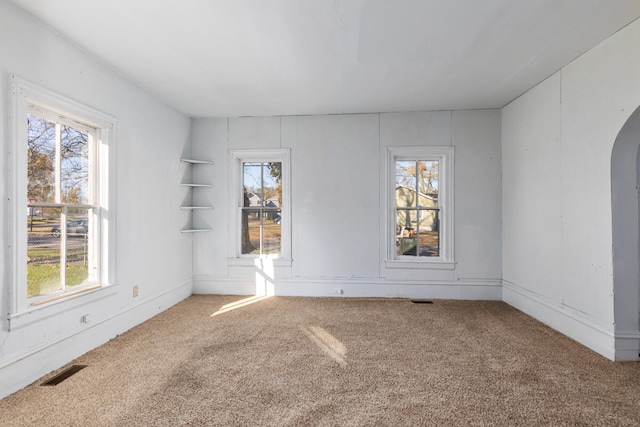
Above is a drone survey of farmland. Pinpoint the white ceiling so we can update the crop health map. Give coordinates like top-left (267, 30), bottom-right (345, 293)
top-left (9, 0), bottom-right (640, 117)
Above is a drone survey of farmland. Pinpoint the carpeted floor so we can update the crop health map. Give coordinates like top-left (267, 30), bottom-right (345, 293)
top-left (1, 295), bottom-right (639, 426)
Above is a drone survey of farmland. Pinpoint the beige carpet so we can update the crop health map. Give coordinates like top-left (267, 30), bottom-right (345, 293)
top-left (1, 295), bottom-right (639, 426)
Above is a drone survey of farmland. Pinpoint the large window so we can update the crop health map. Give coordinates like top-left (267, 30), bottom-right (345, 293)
top-left (242, 161), bottom-right (282, 255)
top-left (9, 77), bottom-right (116, 315)
top-left (395, 159), bottom-right (440, 257)
top-left (26, 109), bottom-right (99, 299)
top-left (230, 149), bottom-right (290, 261)
top-left (387, 146), bottom-right (454, 267)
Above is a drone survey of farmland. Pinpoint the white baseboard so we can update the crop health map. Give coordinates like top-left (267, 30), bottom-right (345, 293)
top-left (501, 280), bottom-right (638, 361)
top-left (0, 280), bottom-right (192, 400)
top-left (613, 330), bottom-right (640, 361)
top-left (193, 276), bottom-right (503, 300)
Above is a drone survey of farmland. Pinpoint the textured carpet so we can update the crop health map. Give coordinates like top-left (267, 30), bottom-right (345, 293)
top-left (1, 295), bottom-right (639, 426)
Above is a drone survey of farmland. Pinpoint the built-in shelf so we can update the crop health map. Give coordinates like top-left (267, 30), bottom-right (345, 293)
top-left (181, 157), bottom-right (214, 233)
top-left (181, 158), bottom-right (214, 165)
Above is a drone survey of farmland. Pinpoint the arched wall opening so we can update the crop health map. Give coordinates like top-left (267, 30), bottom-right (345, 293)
top-left (611, 104), bottom-right (640, 360)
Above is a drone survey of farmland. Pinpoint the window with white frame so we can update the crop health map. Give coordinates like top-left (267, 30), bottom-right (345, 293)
top-left (9, 77), bottom-right (116, 314)
top-left (230, 149), bottom-right (290, 261)
top-left (387, 146), bottom-right (454, 266)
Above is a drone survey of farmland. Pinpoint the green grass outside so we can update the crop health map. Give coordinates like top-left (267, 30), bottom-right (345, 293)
top-left (27, 263), bottom-right (88, 298)
top-left (28, 246), bottom-right (86, 259)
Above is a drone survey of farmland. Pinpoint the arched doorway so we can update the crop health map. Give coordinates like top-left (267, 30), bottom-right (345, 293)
top-left (611, 105), bottom-right (640, 360)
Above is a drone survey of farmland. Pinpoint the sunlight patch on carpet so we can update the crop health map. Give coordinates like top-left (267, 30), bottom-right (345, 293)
top-left (211, 295), bottom-right (272, 317)
top-left (302, 326), bottom-right (347, 367)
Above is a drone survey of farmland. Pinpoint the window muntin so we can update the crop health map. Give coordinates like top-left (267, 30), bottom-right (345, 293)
top-left (395, 159), bottom-right (440, 257)
top-left (26, 110), bottom-right (100, 300)
top-left (241, 162), bottom-right (282, 255)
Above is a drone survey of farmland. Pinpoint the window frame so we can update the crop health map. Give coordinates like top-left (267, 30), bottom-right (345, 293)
top-left (228, 149), bottom-right (291, 265)
top-left (385, 146), bottom-right (455, 269)
top-left (7, 76), bottom-right (118, 319)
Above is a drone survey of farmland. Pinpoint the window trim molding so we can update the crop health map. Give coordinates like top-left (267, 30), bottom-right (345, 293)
top-left (385, 146), bottom-right (455, 268)
top-left (228, 148), bottom-right (291, 263)
top-left (7, 75), bottom-right (118, 317)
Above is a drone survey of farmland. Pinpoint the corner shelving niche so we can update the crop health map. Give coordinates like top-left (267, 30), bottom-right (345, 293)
top-left (180, 158), bottom-right (214, 233)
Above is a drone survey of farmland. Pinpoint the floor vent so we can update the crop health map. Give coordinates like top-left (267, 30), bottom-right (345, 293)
top-left (410, 299), bottom-right (434, 304)
top-left (41, 365), bottom-right (87, 386)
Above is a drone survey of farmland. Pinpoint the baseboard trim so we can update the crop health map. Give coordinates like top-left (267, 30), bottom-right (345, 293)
top-left (501, 280), bottom-right (628, 361)
top-left (193, 276), bottom-right (503, 300)
top-left (613, 329), bottom-right (640, 361)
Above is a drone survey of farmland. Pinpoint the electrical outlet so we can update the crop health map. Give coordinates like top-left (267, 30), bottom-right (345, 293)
top-left (133, 285), bottom-right (139, 297)
top-left (335, 288), bottom-right (344, 295)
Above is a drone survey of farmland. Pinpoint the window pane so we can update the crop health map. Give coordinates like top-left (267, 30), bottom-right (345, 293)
top-left (243, 163), bottom-right (262, 203)
top-left (395, 160), bottom-right (416, 197)
top-left (27, 114), bottom-right (56, 203)
top-left (263, 209), bottom-right (281, 255)
top-left (396, 208), bottom-right (439, 257)
top-left (417, 160), bottom-right (439, 197)
top-left (61, 125), bottom-right (90, 204)
top-left (241, 208), bottom-right (260, 255)
top-left (418, 209), bottom-right (439, 257)
top-left (27, 207), bottom-right (62, 297)
top-left (65, 208), bottom-right (90, 287)
top-left (396, 209), bottom-right (418, 256)
top-left (264, 162), bottom-right (282, 207)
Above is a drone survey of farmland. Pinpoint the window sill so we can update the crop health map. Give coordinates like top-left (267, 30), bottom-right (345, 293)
top-left (7, 283), bottom-right (119, 331)
top-left (228, 258), bottom-right (293, 268)
top-left (29, 284), bottom-right (102, 307)
top-left (385, 259), bottom-right (456, 270)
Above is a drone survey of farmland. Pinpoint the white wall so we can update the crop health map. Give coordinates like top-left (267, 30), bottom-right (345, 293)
top-left (0, 1), bottom-right (193, 398)
top-left (502, 18), bottom-right (640, 360)
top-left (192, 110), bottom-right (502, 299)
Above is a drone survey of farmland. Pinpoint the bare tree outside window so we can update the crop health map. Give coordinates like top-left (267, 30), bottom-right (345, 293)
top-left (60, 124), bottom-right (89, 204)
top-left (27, 115), bottom-right (56, 203)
